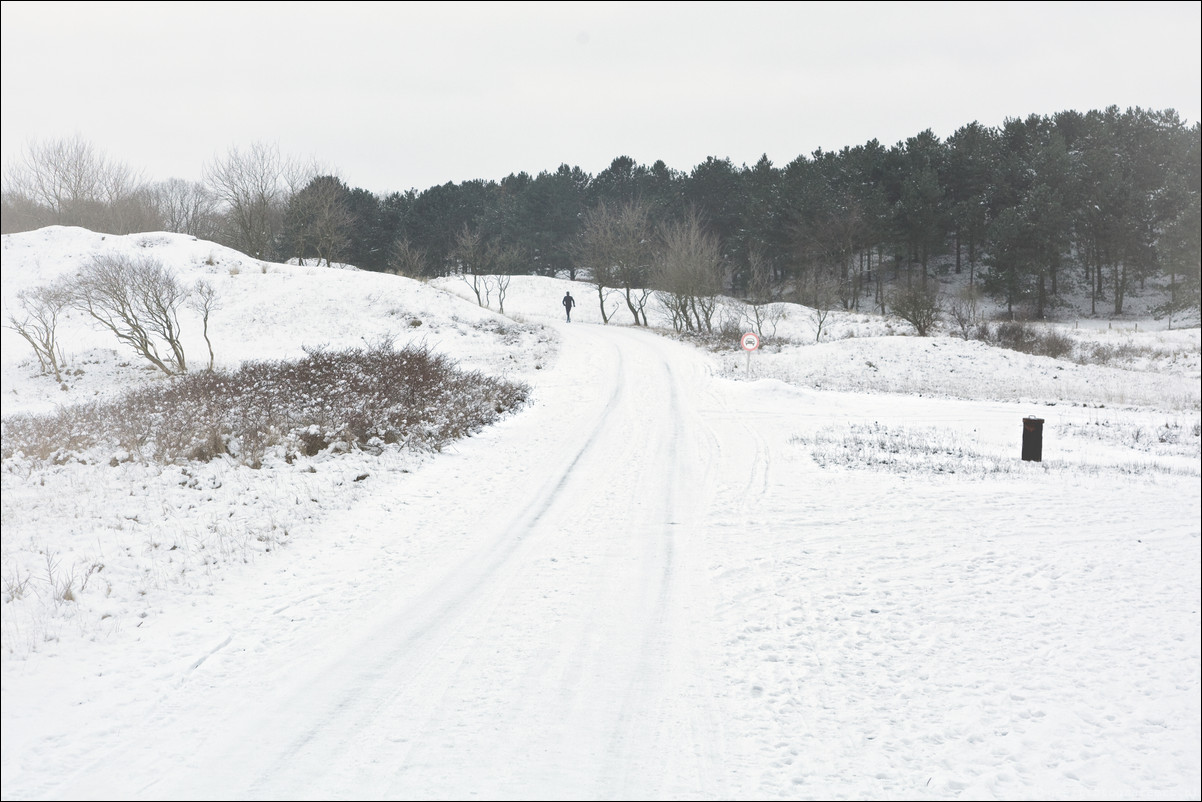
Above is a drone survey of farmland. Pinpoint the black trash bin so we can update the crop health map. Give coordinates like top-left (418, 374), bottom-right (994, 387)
top-left (1022, 416), bottom-right (1044, 462)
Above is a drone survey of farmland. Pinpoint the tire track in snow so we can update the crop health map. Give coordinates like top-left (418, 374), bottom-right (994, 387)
top-left (75, 323), bottom-right (735, 801)
top-left (204, 325), bottom-right (713, 799)
top-left (598, 351), bottom-right (683, 794)
top-left (233, 332), bottom-right (638, 797)
top-left (591, 336), bottom-right (729, 799)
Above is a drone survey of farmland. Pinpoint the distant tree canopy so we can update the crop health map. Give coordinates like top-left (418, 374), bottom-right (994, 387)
top-left (3, 106), bottom-right (1199, 319)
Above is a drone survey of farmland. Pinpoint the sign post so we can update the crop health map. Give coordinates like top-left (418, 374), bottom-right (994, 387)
top-left (740, 332), bottom-right (760, 376)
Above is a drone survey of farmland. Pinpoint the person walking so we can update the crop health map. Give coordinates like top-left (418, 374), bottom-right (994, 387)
top-left (562, 291), bottom-right (575, 322)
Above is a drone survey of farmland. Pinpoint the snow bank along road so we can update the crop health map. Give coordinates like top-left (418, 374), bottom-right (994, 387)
top-left (16, 321), bottom-right (1201, 800)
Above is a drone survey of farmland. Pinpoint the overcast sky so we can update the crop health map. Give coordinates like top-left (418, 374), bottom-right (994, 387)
top-left (2, 0), bottom-right (1199, 197)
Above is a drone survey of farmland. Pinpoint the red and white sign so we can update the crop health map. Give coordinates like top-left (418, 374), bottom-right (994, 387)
top-left (740, 332), bottom-right (760, 351)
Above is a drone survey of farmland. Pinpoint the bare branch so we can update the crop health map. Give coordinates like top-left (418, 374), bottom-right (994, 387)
top-left (188, 279), bottom-right (220, 370)
top-left (68, 253), bottom-right (191, 374)
top-left (4, 281), bottom-right (71, 382)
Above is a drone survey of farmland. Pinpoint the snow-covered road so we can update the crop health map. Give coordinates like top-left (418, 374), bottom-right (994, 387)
top-left (7, 315), bottom-right (1199, 801)
top-left (194, 324), bottom-right (739, 800)
top-left (36, 323), bottom-right (748, 799)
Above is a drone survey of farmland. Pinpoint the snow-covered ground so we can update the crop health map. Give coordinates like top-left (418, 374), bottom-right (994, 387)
top-left (2, 227), bottom-right (1199, 800)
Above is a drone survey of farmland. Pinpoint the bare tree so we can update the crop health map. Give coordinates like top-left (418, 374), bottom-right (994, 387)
top-left (653, 209), bottom-right (724, 333)
top-left (889, 283), bottom-right (942, 336)
top-left (451, 224), bottom-right (490, 306)
top-left (1, 189), bottom-right (52, 233)
top-left (5, 282), bottom-right (71, 382)
top-left (69, 253), bottom-right (191, 374)
top-left (575, 201), bottom-right (620, 324)
top-left (806, 273), bottom-right (845, 342)
top-left (108, 184), bottom-right (165, 235)
top-left (735, 250), bottom-right (785, 339)
top-left (204, 141), bottom-right (306, 259)
top-left (946, 284), bottom-right (983, 339)
top-left (387, 238), bottom-right (429, 277)
top-left (578, 200), bottom-right (655, 325)
top-left (188, 279), bottom-right (220, 370)
top-left (449, 227), bottom-right (523, 313)
top-left (612, 202), bottom-right (656, 326)
top-left (486, 243), bottom-right (523, 314)
top-left (150, 178), bottom-right (221, 239)
top-left (2, 134), bottom-right (147, 234)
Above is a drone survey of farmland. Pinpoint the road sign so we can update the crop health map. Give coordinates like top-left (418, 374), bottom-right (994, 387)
top-left (740, 332), bottom-right (760, 351)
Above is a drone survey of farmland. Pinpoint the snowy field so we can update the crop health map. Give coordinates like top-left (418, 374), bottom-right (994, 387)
top-left (2, 226), bottom-right (1199, 800)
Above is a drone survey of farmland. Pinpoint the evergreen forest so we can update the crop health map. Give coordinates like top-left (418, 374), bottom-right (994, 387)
top-left (3, 105), bottom-right (1199, 321)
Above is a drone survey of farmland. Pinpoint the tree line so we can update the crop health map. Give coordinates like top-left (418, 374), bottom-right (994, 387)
top-left (3, 105), bottom-right (1199, 321)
